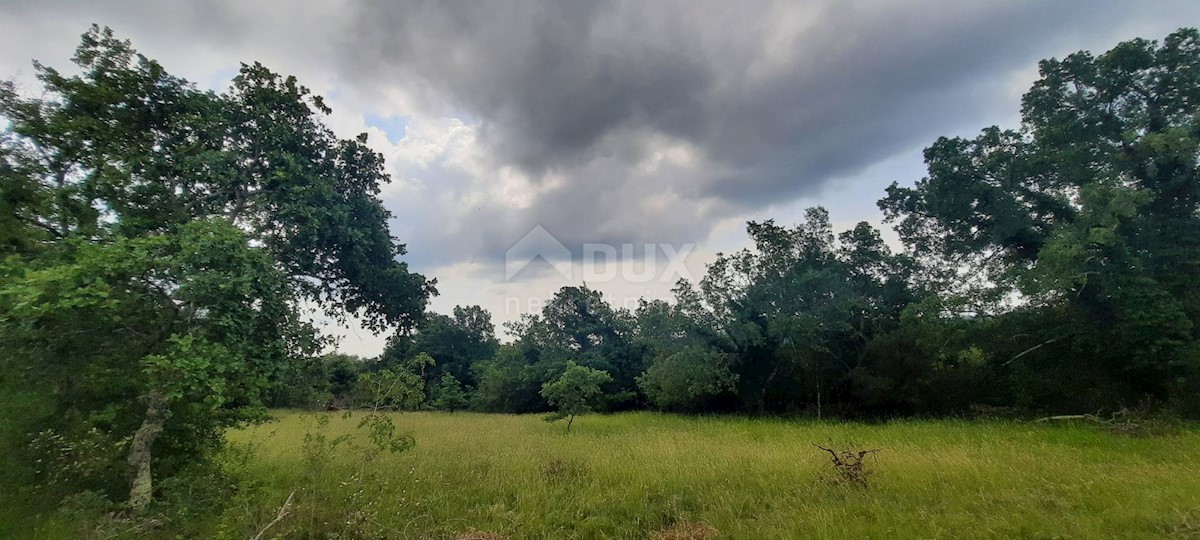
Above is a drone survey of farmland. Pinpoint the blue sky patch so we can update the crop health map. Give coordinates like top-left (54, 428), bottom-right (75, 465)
top-left (365, 112), bottom-right (410, 142)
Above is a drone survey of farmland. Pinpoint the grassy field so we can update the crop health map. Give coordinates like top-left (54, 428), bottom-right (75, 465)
top-left (199, 411), bottom-right (1200, 539)
top-left (9, 411), bottom-right (1200, 539)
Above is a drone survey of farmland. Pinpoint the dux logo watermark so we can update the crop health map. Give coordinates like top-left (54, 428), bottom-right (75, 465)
top-left (505, 225), bottom-right (696, 284)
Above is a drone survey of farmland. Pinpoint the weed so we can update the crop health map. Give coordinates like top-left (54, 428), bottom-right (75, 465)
top-left (541, 457), bottom-right (587, 482)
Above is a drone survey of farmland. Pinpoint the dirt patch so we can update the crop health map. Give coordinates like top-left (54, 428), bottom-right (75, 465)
top-left (455, 528), bottom-right (511, 540)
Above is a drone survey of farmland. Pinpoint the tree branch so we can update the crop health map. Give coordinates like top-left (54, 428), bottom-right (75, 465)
top-left (1003, 336), bottom-right (1062, 366)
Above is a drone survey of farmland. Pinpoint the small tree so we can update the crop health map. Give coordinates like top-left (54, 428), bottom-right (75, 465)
top-left (428, 373), bottom-right (470, 412)
top-left (540, 362), bottom-right (612, 432)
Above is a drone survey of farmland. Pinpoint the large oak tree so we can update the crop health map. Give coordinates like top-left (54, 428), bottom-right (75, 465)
top-left (0, 27), bottom-right (434, 509)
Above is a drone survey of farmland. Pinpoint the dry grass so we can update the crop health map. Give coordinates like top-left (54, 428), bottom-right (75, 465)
top-left (1161, 509), bottom-right (1200, 539)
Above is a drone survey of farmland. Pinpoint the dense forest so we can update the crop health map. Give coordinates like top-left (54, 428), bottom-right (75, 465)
top-left (2, 25), bottom-right (1199, 514)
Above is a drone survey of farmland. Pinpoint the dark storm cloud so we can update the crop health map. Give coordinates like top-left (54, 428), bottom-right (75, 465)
top-left (3, 0), bottom-right (1197, 274)
top-left (337, 0), bottom-right (1199, 269)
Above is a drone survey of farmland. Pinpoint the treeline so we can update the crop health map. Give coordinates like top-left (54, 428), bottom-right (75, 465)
top-left (282, 27), bottom-right (1200, 419)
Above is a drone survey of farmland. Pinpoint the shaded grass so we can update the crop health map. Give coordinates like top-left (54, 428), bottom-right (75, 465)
top-left (215, 411), bottom-right (1200, 539)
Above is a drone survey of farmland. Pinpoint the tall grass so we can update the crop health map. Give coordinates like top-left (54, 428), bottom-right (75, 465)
top-left (220, 411), bottom-right (1200, 538)
top-left (9, 411), bottom-right (1200, 538)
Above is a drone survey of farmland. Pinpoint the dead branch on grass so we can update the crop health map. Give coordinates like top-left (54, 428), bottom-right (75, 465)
top-left (813, 443), bottom-right (881, 488)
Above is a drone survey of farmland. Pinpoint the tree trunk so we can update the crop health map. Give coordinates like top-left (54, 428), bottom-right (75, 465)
top-left (566, 414), bottom-right (574, 433)
top-left (128, 389), bottom-right (168, 512)
top-left (759, 363), bottom-right (782, 414)
top-left (816, 376), bottom-right (822, 421)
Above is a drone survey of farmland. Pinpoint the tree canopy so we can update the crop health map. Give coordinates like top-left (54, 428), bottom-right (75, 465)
top-left (880, 27), bottom-right (1200, 411)
top-left (541, 361), bottom-right (613, 432)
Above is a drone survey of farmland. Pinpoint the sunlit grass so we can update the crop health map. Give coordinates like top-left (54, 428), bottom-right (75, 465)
top-left (221, 411), bottom-right (1200, 538)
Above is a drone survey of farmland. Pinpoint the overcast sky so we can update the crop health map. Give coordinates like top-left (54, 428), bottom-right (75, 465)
top-left (3, 1), bottom-right (1197, 355)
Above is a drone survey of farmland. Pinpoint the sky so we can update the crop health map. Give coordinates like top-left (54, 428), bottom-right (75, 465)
top-left (2, 0), bottom-right (1197, 356)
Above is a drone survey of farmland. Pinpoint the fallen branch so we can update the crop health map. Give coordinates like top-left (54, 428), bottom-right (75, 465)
top-left (1035, 414), bottom-right (1096, 423)
top-left (813, 443), bottom-right (881, 488)
top-left (251, 491), bottom-right (294, 540)
top-left (1034, 408), bottom-right (1180, 437)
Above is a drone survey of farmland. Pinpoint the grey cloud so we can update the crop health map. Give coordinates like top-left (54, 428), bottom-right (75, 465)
top-left (4, 0), bottom-right (1198, 279)
top-left (344, 0), bottom-right (1199, 273)
top-left (0, 0), bottom-right (253, 52)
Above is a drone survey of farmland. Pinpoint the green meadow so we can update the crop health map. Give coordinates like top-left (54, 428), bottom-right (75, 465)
top-left (125, 412), bottom-right (1200, 538)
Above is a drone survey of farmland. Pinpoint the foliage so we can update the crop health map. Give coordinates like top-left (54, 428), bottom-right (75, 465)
top-left (469, 286), bottom-right (643, 414)
top-left (268, 353), bottom-right (368, 409)
top-left (637, 346), bottom-right (737, 412)
top-left (880, 27), bottom-right (1200, 412)
top-left (356, 353), bottom-right (432, 411)
top-left (471, 344), bottom-right (545, 413)
top-left (665, 208), bottom-right (918, 414)
top-left (383, 305), bottom-right (498, 387)
top-left (0, 219), bottom-right (312, 502)
top-left (0, 25), bottom-right (432, 509)
top-left (429, 374), bottom-right (471, 412)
